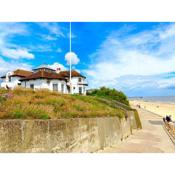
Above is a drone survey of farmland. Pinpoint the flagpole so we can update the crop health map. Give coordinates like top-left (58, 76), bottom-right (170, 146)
top-left (69, 22), bottom-right (72, 94)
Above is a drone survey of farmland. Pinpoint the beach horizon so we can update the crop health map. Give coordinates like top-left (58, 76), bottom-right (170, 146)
top-left (130, 98), bottom-right (175, 120)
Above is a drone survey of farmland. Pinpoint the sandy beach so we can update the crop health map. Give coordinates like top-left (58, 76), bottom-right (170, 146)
top-left (130, 100), bottom-right (175, 120)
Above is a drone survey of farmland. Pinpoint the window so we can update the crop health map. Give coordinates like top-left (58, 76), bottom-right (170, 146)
top-left (61, 84), bottom-right (64, 93)
top-left (53, 84), bottom-right (58, 91)
top-left (78, 77), bottom-right (81, 82)
top-left (79, 87), bottom-right (82, 94)
top-left (30, 84), bottom-right (34, 89)
top-left (47, 80), bottom-right (50, 85)
top-left (9, 76), bottom-right (11, 82)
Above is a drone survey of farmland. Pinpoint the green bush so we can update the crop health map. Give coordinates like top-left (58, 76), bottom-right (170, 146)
top-left (12, 110), bottom-right (25, 119)
top-left (87, 87), bottom-right (129, 106)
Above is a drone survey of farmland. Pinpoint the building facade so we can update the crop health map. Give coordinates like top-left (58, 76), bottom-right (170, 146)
top-left (0, 66), bottom-right (88, 95)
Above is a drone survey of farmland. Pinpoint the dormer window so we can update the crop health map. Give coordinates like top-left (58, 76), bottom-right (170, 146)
top-left (32, 66), bottom-right (56, 73)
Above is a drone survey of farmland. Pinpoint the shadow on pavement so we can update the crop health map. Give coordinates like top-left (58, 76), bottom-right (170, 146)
top-left (148, 120), bottom-right (163, 125)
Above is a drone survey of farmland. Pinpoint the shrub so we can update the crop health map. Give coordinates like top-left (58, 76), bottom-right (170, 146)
top-left (11, 110), bottom-right (25, 119)
top-left (87, 87), bottom-right (129, 105)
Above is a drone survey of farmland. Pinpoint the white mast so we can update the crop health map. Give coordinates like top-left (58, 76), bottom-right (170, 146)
top-left (69, 22), bottom-right (72, 94)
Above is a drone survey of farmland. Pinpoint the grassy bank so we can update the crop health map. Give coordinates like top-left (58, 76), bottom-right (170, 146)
top-left (0, 88), bottom-right (126, 119)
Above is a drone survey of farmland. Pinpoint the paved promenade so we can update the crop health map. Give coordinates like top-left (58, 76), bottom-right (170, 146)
top-left (99, 108), bottom-right (175, 153)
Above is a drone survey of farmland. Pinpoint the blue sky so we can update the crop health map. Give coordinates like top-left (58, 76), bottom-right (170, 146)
top-left (1, 22), bottom-right (175, 97)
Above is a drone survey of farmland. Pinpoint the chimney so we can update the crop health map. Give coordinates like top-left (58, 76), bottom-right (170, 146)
top-left (56, 67), bottom-right (61, 73)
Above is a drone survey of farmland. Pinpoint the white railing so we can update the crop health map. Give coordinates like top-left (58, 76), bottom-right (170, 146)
top-left (78, 81), bottom-right (88, 85)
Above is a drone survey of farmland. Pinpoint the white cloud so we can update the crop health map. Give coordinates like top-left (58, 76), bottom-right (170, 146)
top-left (2, 48), bottom-right (34, 59)
top-left (65, 52), bottom-right (80, 65)
top-left (85, 41), bottom-right (175, 82)
top-left (40, 34), bottom-right (57, 41)
top-left (115, 74), bottom-right (175, 96)
top-left (0, 23), bottom-right (28, 38)
top-left (39, 23), bottom-right (64, 37)
top-left (0, 23), bottom-right (35, 60)
top-left (27, 44), bottom-right (52, 52)
top-left (0, 23), bottom-right (34, 80)
top-left (0, 57), bottom-right (32, 76)
top-left (39, 22), bottom-right (77, 42)
top-left (47, 62), bottom-right (67, 71)
top-left (85, 23), bottom-right (175, 95)
top-left (159, 24), bottom-right (175, 39)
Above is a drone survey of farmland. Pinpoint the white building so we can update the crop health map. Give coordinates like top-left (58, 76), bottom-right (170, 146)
top-left (0, 69), bottom-right (33, 89)
top-left (0, 66), bottom-right (88, 95)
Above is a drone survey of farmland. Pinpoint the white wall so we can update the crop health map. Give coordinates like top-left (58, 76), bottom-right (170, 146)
top-left (21, 77), bottom-right (87, 95)
top-left (71, 77), bottom-right (87, 95)
top-left (49, 80), bottom-right (68, 94)
top-left (0, 76), bottom-right (21, 89)
top-left (1, 73), bottom-right (88, 95)
top-left (21, 79), bottom-right (46, 89)
top-left (11, 76), bottom-right (21, 82)
top-left (21, 79), bottom-right (68, 93)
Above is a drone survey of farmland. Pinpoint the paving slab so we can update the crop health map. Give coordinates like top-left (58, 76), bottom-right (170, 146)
top-left (99, 108), bottom-right (175, 153)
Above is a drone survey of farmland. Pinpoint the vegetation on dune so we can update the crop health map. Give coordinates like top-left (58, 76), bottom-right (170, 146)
top-left (0, 88), bottom-right (126, 119)
top-left (87, 87), bottom-right (142, 128)
top-left (87, 87), bottom-right (129, 106)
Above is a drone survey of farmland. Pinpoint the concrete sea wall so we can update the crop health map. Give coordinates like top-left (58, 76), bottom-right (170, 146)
top-left (0, 111), bottom-right (140, 152)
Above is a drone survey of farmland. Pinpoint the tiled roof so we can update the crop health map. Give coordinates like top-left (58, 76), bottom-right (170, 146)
top-left (20, 70), bottom-right (64, 81)
top-left (1, 69), bottom-right (33, 78)
top-left (58, 70), bottom-right (86, 78)
top-left (1, 67), bottom-right (86, 81)
top-left (12, 69), bottom-right (33, 77)
top-left (20, 70), bottom-right (85, 81)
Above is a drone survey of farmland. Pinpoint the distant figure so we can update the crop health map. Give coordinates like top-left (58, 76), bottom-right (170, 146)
top-left (163, 115), bottom-right (172, 123)
top-left (166, 115), bottom-right (172, 122)
top-left (136, 104), bottom-right (141, 108)
top-left (163, 115), bottom-right (175, 132)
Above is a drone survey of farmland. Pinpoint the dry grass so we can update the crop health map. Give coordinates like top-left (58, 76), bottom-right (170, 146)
top-left (0, 88), bottom-right (125, 119)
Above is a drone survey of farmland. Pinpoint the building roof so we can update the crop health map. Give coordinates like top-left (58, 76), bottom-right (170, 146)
top-left (20, 70), bottom-right (85, 81)
top-left (32, 65), bottom-right (55, 72)
top-left (1, 69), bottom-right (33, 78)
top-left (20, 70), bottom-right (65, 81)
top-left (58, 70), bottom-right (86, 78)
top-left (1, 65), bottom-right (86, 81)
